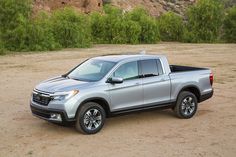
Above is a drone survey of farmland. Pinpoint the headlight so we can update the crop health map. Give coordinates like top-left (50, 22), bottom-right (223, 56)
top-left (51, 90), bottom-right (79, 101)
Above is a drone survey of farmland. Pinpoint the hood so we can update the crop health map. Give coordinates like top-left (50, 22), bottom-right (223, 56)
top-left (35, 76), bottom-right (92, 93)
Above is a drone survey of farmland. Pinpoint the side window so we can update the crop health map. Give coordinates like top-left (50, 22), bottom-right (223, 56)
top-left (113, 61), bottom-right (139, 80)
top-left (140, 59), bottom-right (160, 77)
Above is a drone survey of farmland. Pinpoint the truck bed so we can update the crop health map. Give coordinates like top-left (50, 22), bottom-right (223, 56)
top-left (169, 65), bottom-right (208, 73)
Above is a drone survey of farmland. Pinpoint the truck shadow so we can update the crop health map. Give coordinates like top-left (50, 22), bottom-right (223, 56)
top-left (35, 109), bottom-right (176, 134)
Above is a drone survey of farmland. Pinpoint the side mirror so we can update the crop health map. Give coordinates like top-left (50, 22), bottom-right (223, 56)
top-left (107, 77), bottom-right (123, 84)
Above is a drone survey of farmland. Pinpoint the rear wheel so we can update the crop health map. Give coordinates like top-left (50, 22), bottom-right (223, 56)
top-left (174, 91), bottom-right (198, 119)
top-left (75, 102), bottom-right (106, 134)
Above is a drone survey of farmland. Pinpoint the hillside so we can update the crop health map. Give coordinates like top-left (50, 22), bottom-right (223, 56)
top-left (33, 0), bottom-right (196, 16)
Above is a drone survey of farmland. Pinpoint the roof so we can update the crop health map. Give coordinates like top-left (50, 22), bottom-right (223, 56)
top-left (93, 54), bottom-right (164, 62)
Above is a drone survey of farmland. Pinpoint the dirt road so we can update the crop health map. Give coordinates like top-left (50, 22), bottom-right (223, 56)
top-left (0, 43), bottom-right (236, 157)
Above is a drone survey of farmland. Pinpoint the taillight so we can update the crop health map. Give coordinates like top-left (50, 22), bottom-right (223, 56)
top-left (209, 72), bottom-right (213, 86)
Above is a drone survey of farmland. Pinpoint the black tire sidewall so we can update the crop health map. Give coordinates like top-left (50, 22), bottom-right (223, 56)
top-left (176, 91), bottom-right (198, 119)
top-left (77, 102), bottom-right (106, 134)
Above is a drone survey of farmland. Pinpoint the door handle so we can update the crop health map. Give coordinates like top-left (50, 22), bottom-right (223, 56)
top-left (161, 78), bottom-right (168, 81)
top-left (135, 82), bottom-right (140, 85)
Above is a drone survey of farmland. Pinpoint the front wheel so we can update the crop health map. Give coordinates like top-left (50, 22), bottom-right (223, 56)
top-left (174, 91), bottom-right (198, 119)
top-left (76, 102), bottom-right (106, 134)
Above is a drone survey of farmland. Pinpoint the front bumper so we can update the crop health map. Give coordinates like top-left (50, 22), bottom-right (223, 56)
top-left (30, 104), bottom-right (75, 123)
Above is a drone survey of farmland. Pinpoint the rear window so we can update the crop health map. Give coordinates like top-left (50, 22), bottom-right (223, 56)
top-left (140, 59), bottom-right (163, 77)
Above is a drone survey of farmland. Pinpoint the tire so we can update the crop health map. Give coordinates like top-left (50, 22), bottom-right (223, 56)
top-left (174, 91), bottom-right (198, 119)
top-left (75, 102), bottom-right (106, 134)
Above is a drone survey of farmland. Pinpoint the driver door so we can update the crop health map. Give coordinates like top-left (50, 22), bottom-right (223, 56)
top-left (107, 61), bottom-right (143, 112)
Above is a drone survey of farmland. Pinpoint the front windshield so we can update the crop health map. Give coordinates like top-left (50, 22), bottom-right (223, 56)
top-left (67, 59), bottom-right (116, 82)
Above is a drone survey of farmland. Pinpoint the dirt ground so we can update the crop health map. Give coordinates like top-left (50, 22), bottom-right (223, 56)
top-left (0, 43), bottom-right (236, 157)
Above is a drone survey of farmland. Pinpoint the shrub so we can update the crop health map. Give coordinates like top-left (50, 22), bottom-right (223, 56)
top-left (26, 12), bottom-right (60, 51)
top-left (0, 35), bottom-right (5, 55)
top-left (184, 0), bottom-right (224, 43)
top-left (127, 8), bottom-right (160, 43)
top-left (3, 16), bottom-right (30, 51)
top-left (90, 6), bottom-right (141, 44)
top-left (0, 0), bottom-right (31, 30)
top-left (223, 6), bottom-right (236, 42)
top-left (90, 6), bottom-right (123, 44)
top-left (0, 0), bottom-right (32, 51)
top-left (51, 7), bottom-right (91, 48)
top-left (123, 20), bottom-right (141, 44)
top-left (158, 12), bottom-right (184, 41)
top-left (90, 12), bottom-right (107, 43)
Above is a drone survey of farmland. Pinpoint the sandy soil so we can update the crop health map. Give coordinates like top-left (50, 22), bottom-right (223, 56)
top-left (0, 43), bottom-right (236, 157)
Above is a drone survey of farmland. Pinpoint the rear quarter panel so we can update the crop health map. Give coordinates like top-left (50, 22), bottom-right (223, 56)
top-left (169, 70), bottom-right (213, 101)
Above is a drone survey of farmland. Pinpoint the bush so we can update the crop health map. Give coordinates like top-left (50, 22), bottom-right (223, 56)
top-left (26, 12), bottom-right (60, 51)
top-left (91, 6), bottom-right (123, 44)
top-left (0, 35), bottom-right (5, 55)
top-left (158, 12), bottom-right (184, 41)
top-left (90, 12), bottom-right (107, 43)
top-left (91, 6), bottom-right (141, 44)
top-left (0, 0), bottom-right (32, 51)
top-left (127, 8), bottom-right (160, 43)
top-left (123, 20), bottom-right (141, 44)
top-left (51, 7), bottom-right (91, 48)
top-left (0, 0), bottom-right (31, 30)
top-left (223, 6), bottom-right (236, 42)
top-left (3, 16), bottom-right (30, 51)
top-left (184, 0), bottom-right (224, 42)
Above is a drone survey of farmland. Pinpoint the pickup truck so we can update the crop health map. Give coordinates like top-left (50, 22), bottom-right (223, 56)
top-left (30, 54), bottom-right (213, 134)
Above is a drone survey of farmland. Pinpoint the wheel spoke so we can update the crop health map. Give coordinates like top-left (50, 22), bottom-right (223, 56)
top-left (190, 102), bottom-right (195, 107)
top-left (84, 118), bottom-right (89, 124)
top-left (95, 115), bottom-right (102, 121)
top-left (93, 121), bottom-right (99, 128)
top-left (184, 108), bottom-right (188, 115)
top-left (183, 99), bottom-right (187, 103)
top-left (87, 121), bottom-right (93, 130)
top-left (86, 110), bottom-right (92, 116)
top-left (188, 97), bottom-right (192, 102)
top-left (93, 109), bottom-right (98, 116)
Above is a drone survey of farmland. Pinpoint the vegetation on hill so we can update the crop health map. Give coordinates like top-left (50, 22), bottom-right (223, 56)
top-left (0, 0), bottom-right (235, 54)
top-left (223, 6), bottom-right (236, 42)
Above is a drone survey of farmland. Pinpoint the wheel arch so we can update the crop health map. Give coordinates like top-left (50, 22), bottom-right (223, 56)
top-left (178, 85), bottom-right (201, 102)
top-left (75, 97), bottom-right (111, 118)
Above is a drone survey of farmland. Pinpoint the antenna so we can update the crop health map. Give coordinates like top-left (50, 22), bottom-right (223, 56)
top-left (140, 50), bottom-right (146, 55)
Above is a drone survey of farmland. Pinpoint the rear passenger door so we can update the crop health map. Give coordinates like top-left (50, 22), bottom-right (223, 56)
top-left (140, 59), bottom-right (171, 105)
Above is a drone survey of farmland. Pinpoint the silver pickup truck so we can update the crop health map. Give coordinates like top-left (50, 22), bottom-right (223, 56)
top-left (30, 54), bottom-right (213, 134)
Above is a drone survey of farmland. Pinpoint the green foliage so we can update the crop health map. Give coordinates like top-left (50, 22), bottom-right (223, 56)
top-left (51, 7), bottom-right (91, 48)
top-left (90, 6), bottom-right (141, 44)
top-left (223, 6), bottom-right (236, 42)
top-left (184, 0), bottom-right (224, 43)
top-left (1, 0), bottom-right (235, 54)
top-left (26, 12), bottom-right (60, 51)
top-left (3, 16), bottom-right (30, 51)
top-left (91, 6), bottom-right (123, 43)
top-left (127, 7), bottom-right (160, 43)
top-left (158, 12), bottom-right (184, 41)
top-left (0, 35), bottom-right (5, 55)
top-left (0, 0), bottom-right (31, 30)
top-left (90, 12), bottom-right (107, 43)
top-left (123, 20), bottom-right (141, 44)
top-left (0, 0), bottom-right (32, 51)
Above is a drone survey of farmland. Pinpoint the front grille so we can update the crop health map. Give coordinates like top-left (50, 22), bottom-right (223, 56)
top-left (32, 91), bottom-right (52, 106)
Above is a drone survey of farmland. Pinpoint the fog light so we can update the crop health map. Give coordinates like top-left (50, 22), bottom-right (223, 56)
top-left (50, 113), bottom-right (62, 122)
